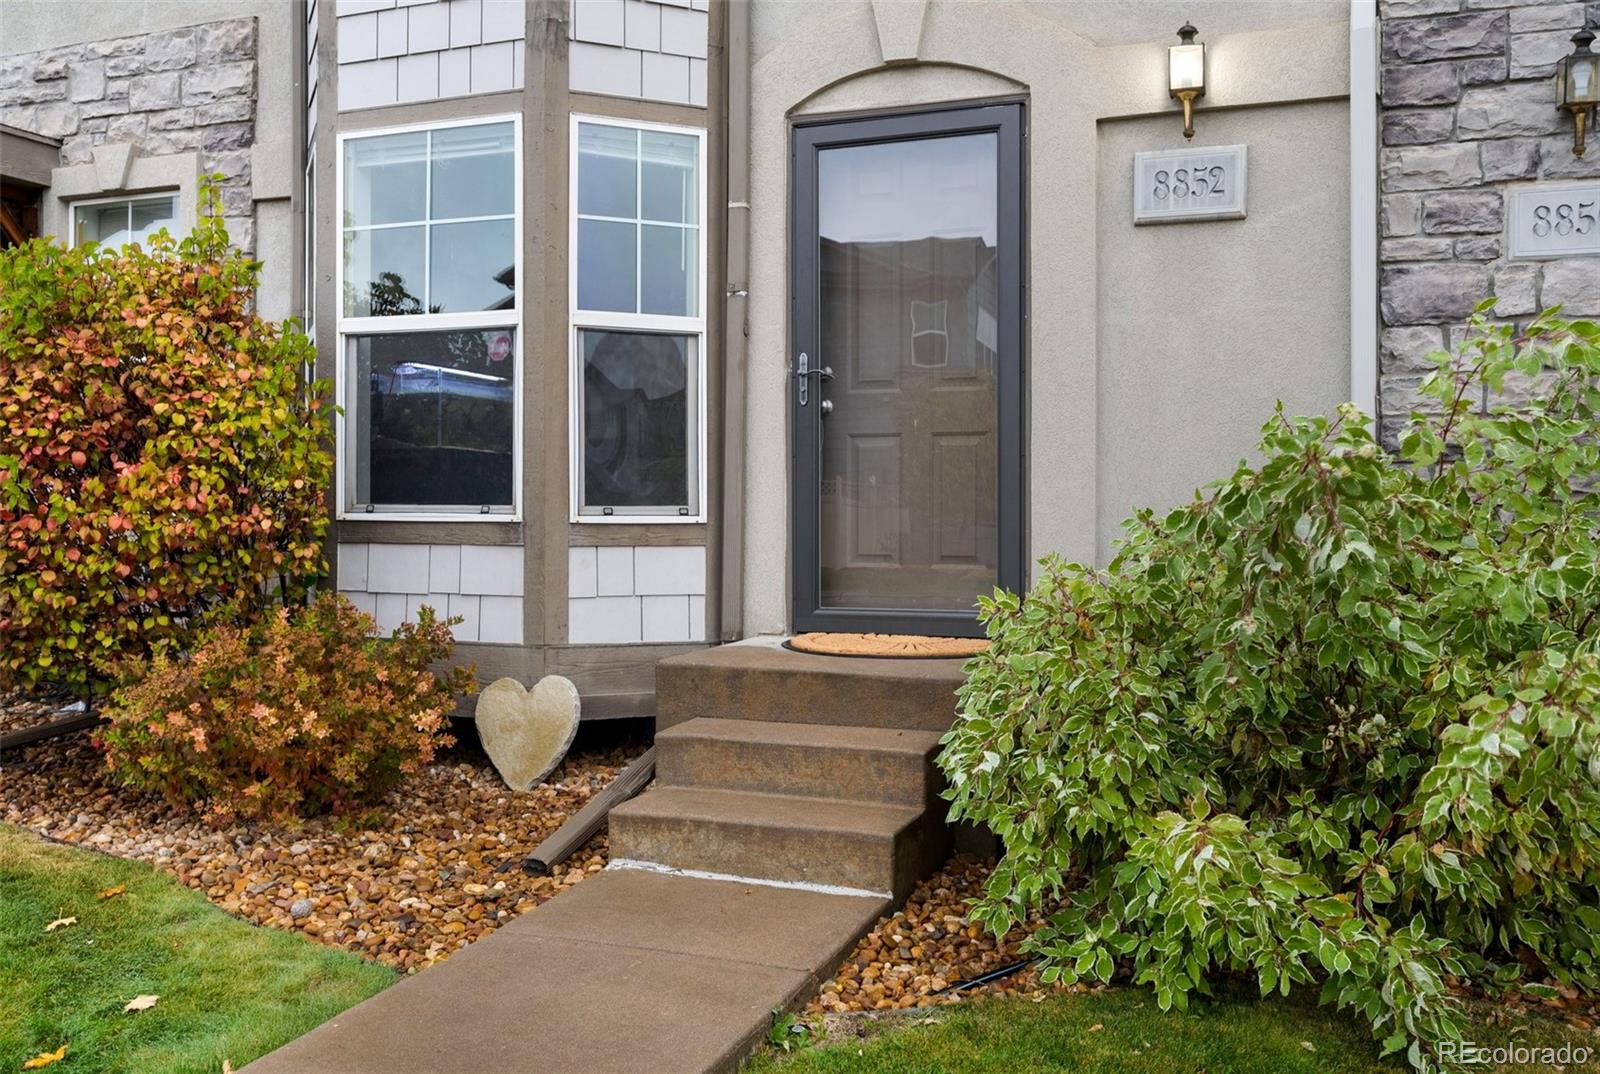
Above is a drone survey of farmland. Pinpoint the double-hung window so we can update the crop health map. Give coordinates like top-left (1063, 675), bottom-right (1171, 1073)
top-left (337, 116), bottom-right (521, 519)
top-left (570, 116), bottom-right (706, 522)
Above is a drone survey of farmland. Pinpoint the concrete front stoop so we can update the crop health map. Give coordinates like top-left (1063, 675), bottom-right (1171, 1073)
top-left (244, 640), bottom-right (966, 1074)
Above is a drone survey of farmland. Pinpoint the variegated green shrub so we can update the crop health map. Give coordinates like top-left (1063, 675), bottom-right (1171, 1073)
top-left (940, 305), bottom-right (1600, 1072)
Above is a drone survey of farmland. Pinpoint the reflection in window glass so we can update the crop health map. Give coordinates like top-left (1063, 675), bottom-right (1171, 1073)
top-left (641, 130), bottom-right (697, 225)
top-left (640, 224), bottom-right (695, 317)
top-left (576, 218), bottom-right (636, 313)
top-left (430, 219), bottom-right (516, 314)
top-left (431, 123), bottom-right (515, 220)
top-left (343, 131), bottom-right (426, 227)
top-left (347, 330), bottom-right (516, 509)
top-left (576, 123), bottom-right (637, 219)
top-left (72, 195), bottom-right (177, 249)
top-left (342, 121), bottom-right (515, 316)
top-left (343, 226), bottom-right (427, 317)
top-left (580, 330), bottom-right (693, 510)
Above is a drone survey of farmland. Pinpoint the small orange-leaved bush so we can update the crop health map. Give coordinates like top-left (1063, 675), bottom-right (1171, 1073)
top-left (0, 183), bottom-right (330, 696)
top-left (101, 594), bottom-right (474, 822)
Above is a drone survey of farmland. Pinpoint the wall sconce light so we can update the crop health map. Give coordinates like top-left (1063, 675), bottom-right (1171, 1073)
top-left (1557, 28), bottom-right (1599, 157)
top-left (1168, 22), bottom-right (1206, 140)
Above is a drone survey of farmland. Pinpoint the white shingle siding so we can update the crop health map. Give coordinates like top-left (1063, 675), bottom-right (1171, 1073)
top-left (339, 543), bottom-right (524, 644)
top-left (336, 0), bottom-right (524, 110)
top-left (570, 0), bottom-right (706, 106)
top-left (596, 546), bottom-right (635, 596)
top-left (339, 57), bottom-right (398, 110)
top-left (569, 595), bottom-right (644, 644)
top-left (566, 545), bottom-right (707, 644)
top-left (568, 547), bottom-right (600, 598)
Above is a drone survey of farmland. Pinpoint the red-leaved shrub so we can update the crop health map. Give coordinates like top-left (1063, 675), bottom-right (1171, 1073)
top-left (100, 594), bottom-right (474, 822)
top-left (0, 186), bottom-right (330, 696)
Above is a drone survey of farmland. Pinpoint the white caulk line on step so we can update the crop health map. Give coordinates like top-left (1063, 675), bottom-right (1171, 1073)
top-left (606, 858), bottom-right (891, 901)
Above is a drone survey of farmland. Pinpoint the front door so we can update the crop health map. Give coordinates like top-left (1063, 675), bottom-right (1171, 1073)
top-left (792, 103), bottom-right (1025, 637)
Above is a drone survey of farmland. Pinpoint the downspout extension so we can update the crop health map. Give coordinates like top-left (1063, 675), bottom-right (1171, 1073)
top-left (719, 0), bottom-right (751, 642)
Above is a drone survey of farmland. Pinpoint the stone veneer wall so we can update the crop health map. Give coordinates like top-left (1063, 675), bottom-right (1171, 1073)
top-left (1378, 0), bottom-right (1600, 445)
top-left (0, 18), bottom-right (259, 250)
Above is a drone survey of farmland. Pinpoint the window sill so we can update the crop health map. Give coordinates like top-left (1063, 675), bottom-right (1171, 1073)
top-left (339, 512), bottom-right (522, 524)
top-left (572, 514), bottom-right (706, 525)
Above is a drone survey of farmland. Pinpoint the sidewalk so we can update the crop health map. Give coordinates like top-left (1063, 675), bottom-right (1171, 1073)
top-left (242, 866), bottom-right (888, 1074)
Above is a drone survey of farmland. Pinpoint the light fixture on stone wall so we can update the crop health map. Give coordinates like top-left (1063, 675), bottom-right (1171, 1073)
top-left (1168, 22), bottom-right (1206, 140)
top-left (1558, 28), bottom-right (1600, 157)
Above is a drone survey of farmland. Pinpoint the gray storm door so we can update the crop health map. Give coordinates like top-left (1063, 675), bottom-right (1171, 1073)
top-left (791, 103), bottom-right (1025, 637)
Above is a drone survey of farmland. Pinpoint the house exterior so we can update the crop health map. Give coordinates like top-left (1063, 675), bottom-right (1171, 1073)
top-left (4, 0), bottom-right (1599, 717)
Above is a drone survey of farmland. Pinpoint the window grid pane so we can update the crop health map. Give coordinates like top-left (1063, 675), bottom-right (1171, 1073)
top-left (574, 122), bottom-right (699, 319)
top-left (342, 121), bottom-right (516, 318)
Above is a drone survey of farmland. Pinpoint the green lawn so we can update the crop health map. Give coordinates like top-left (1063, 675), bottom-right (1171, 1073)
top-left (0, 824), bottom-right (393, 1074)
top-left (746, 984), bottom-right (1585, 1074)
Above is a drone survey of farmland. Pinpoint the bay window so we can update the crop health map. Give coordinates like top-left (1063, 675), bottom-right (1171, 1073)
top-left (337, 116), bottom-right (520, 519)
top-left (570, 116), bottom-right (706, 521)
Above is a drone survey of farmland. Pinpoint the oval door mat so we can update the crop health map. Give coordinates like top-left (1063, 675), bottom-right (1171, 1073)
top-left (785, 632), bottom-right (990, 659)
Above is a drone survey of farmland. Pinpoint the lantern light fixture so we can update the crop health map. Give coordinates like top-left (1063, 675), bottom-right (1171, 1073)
top-left (1557, 27), bottom-right (1600, 158)
top-left (1168, 22), bottom-right (1206, 140)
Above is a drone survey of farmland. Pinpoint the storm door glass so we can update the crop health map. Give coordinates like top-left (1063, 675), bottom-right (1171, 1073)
top-left (813, 132), bottom-right (1001, 614)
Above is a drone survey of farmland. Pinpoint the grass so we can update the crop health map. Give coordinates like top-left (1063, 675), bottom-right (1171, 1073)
top-left (745, 984), bottom-right (1586, 1074)
top-left (0, 823), bottom-right (394, 1074)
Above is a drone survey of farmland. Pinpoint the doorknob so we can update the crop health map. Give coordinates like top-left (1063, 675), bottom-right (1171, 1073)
top-left (820, 399), bottom-right (833, 416)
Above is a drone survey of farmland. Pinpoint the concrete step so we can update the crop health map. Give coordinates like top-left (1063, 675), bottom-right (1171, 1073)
top-left (608, 785), bottom-right (936, 901)
top-left (655, 718), bottom-right (946, 807)
top-left (655, 640), bottom-right (966, 732)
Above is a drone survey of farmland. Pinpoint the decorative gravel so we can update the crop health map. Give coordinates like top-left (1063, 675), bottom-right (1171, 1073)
top-left (808, 857), bottom-right (1068, 1013)
top-left (1, 700), bottom-right (641, 973)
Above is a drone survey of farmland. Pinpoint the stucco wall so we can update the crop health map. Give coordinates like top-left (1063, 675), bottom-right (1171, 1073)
top-left (1096, 102), bottom-right (1352, 561)
top-left (740, 0), bottom-right (1354, 635)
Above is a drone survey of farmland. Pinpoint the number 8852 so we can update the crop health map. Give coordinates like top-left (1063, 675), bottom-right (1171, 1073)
top-left (1153, 165), bottom-right (1226, 200)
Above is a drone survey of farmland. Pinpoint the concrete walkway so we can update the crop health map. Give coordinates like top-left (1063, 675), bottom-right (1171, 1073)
top-left (242, 866), bottom-right (887, 1074)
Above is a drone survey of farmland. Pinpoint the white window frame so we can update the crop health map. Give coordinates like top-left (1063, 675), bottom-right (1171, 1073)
top-left (68, 191), bottom-right (181, 249)
top-left (335, 113), bottom-right (524, 523)
top-left (568, 113), bottom-right (708, 524)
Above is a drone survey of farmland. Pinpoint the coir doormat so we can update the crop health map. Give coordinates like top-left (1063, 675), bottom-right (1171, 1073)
top-left (785, 632), bottom-right (990, 659)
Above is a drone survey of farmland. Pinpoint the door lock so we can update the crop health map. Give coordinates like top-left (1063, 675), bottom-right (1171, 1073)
top-left (795, 352), bottom-right (834, 406)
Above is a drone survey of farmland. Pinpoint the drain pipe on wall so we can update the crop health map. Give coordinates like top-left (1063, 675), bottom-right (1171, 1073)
top-left (719, 0), bottom-right (751, 643)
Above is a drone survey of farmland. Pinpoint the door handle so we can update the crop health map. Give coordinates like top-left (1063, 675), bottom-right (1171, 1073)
top-left (796, 352), bottom-right (834, 406)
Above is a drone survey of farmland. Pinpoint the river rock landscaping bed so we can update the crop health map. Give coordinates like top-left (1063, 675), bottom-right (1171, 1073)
top-left (1, 699), bottom-right (641, 973)
top-left (808, 856), bottom-right (1066, 1013)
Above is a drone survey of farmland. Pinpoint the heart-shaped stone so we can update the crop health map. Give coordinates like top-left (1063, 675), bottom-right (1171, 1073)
top-left (474, 675), bottom-right (581, 791)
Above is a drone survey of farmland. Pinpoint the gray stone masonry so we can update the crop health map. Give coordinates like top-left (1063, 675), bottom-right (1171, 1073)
top-left (1378, 0), bottom-right (1600, 446)
top-left (0, 18), bottom-right (258, 251)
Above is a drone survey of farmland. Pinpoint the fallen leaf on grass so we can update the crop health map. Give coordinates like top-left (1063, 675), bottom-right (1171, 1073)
top-left (97, 885), bottom-right (126, 900)
top-left (1088, 1023), bottom-right (1104, 1032)
top-left (1301, 1041), bottom-right (1317, 1052)
top-left (44, 917), bottom-right (77, 932)
top-left (123, 994), bottom-right (159, 1013)
top-left (21, 1045), bottom-right (68, 1069)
